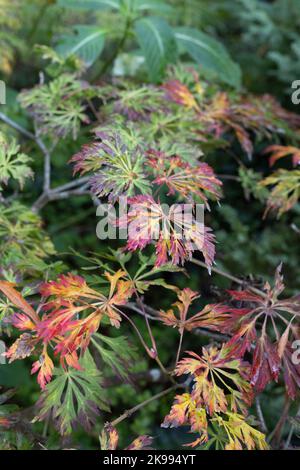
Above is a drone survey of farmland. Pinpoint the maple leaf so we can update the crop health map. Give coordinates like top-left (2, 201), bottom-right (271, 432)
top-left (162, 390), bottom-right (266, 449)
top-left (0, 132), bottom-right (33, 189)
top-left (117, 195), bottom-right (215, 269)
top-left (175, 345), bottom-right (253, 415)
top-left (159, 288), bottom-right (231, 333)
top-left (5, 333), bottom-right (37, 361)
top-left (146, 150), bottom-right (222, 207)
top-left (70, 127), bottom-right (150, 203)
top-left (159, 288), bottom-right (199, 331)
top-left (0, 281), bottom-right (39, 323)
top-left (91, 333), bottom-right (137, 382)
top-left (4, 272), bottom-right (133, 388)
top-left (100, 424), bottom-right (119, 450)
top-left (31, 346), bottom-right (54, 390)
top-left (197, 92), bottom-right (290, 160)
top-left (126, 436), bottom-right (154, 451)
top-left (198, 92), bottom-right (254, 159)
top-left (100, 425), bottom-right (153, 450)
top-left (162, 80), bottom-right (199, 109)
top-left (161, 392), bottom-right (208, 447)
top-left (39, 273), bottom-right (89, 299)
top-left (34, 350), bottom-right (109, 435)
top-left (219, 266), bottom-right (300, 397)
top-left (260, 169), bottom-right (300, 216)
top-left (264, 145), bottom-right (300, 167)
top-left (19, 74), bottom-right (90, 139)
top-left (212, 412), bottom-right (269, 450)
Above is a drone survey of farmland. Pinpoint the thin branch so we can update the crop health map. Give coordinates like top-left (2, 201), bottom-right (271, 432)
top-left (37, 136), bottom-right (51, 193)
top-left (107, 384), bottom-right (179, 428)
top-left (190, 258), bottom-right (268, 299)
top-left (0, 112), bottom-right (35, 140)
top-left (48, 186), bottom-right (90, 201)
top-left (0, 112), bottom-right (52, 203)
top-left (0, 112), bottom-right (92, 212)
top-left (126, 304), bottom-right (231, 344)
top-left (284, 403), bottom-right (300, 449)
top-left (51, 176), bottom-right (90, 194)
top-left (217, 174), bottom-right (240, 181)
top-left (31, 185), bottom-right (91, 212)
top-left (255, 397), bottom-right (268, 434)
top-left (193, 327), bottom-right (229, 342)
top-left (135, 290), bottom-right (158, 355)
top-left (175, 329), bottom-right (184, 366)
top-left (126, 302), bottom-right (160, 321)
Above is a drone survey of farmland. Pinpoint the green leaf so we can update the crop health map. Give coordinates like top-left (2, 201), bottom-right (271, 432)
top-left (56, 26), bottom-right (106, 67)
top-left (134, 0), bottom-right (173, 14)
top-left (34, 350), bottom-right (109, 435)
top-left (174, 27), bottom-right (241, 88)
top-left (91, 333), bottom-right (137, 381)
top-left (0, 133), bottom-right (33, 190)
top-left (57, 0), bottom-right (120, 10)
top-left (134, 16), bottom-right (177, 82)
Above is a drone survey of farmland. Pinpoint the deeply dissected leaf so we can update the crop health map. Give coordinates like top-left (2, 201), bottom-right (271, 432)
top-left (146, 149), bottom-right (222, 207)
top-left (117, 195), bottom-right (216, 269)
top-left (159, 288), bottom-right (231, 333)
top-left (91, 332), bottom-right (137, 381)
top-left (175, 346), bottom-right (253, 415)
top-left (0, 281), bottom-right (38, 322)
top-left (0, 202), bottom-right (57, 282)
top-left (216, 266), bottom-right (300, 397)
top-left (162, 79), bottom-right (199, 109)
top-left (211, 412), bottom-right (269, 450)
top-left (260, 169), bottom-right (300, 216)
top-left (162, 392), bottom-right (209, 446)
top-left (264, 145), bottom-right (300, 167)
top-left (162, 350), bottom-right (264, 449)
top-left (0, 133), bottom-right (33, 189)
top-left (34, 350), bottom-right (109, 435)
top-left (4, 271), bottom-right (134, 388)
top-left (19, 74), bottom-right (91, 139)
top-left (100, 424), bottom-right (153, 450)
top-left (71, 127), bottom-right (151, 202)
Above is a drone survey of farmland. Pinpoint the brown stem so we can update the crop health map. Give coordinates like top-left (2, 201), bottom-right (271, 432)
top-left (107, 384), bottom-right (179, 428)
top-left (255, 396), bottom-right (268, 434)
top-left (175, 329), bottom-right (184, 367)
top-left (135, 290), bottom-right (157, 354)
top-left (190, 258), bottom-right (268, 299)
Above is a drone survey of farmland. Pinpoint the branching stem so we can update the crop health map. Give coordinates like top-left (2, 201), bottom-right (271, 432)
top-left (107, 384), bottom-right (180, 428)
top-left (190, 257), bottom-right (268, 299)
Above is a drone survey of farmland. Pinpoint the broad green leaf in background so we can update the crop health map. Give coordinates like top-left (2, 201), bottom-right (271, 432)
top-left (134, 0), bottom-right (173, 14)
top-left (57, 0), bottom-right (121, 10)
top-left (134, 16), bottom-right (177, 82)
top-left (34, 350), bottom-right (109, 435)
top-left (56, 26), bottom-right (106, 67)
top-left (174, 27), bottom-right (242, 88)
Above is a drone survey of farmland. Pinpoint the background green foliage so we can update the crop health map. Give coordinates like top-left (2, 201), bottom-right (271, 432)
top-left (0, 0), bottom-right (300, 450)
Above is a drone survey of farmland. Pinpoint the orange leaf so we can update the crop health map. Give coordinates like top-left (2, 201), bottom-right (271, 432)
top-left (0, 281), bottom-right (39, 323)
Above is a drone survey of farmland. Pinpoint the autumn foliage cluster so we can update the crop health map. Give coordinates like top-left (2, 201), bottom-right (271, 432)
top-left (1, 0), bottom-right (300, 452)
